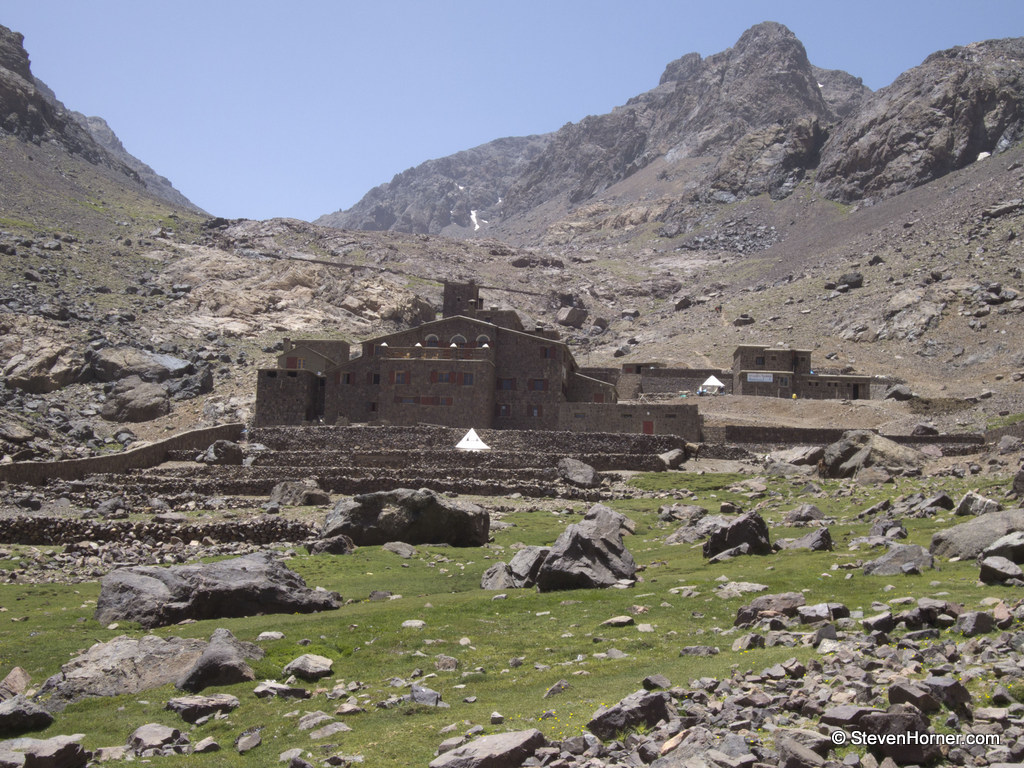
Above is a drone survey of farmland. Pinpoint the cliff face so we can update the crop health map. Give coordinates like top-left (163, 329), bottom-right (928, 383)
top-left (320, 23), bottom-right (1024, 242)
top-left (815, 37), bottom-right (1024, 202)
top-left (0, 24), bottom-right (201, 211)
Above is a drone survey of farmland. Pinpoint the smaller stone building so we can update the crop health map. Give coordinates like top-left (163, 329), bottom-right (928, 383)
top-left (732, 344), bottom-right (871, 399)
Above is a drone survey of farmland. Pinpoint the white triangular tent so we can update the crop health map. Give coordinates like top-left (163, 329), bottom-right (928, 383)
top-left (701, 375), bottom-right (725, 394)
top-left (456, 428), bottom-right (490, 451)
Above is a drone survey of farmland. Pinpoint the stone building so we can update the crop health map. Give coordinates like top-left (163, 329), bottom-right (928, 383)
top-left (255, 282), bottom-right (701, 439)
top-left (732, 344), bottom-right (872, 399)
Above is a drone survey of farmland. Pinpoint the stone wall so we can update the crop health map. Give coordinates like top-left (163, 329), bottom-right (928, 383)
top-left (641, 368), bottom-right (733, 395)
top-left (0, 424), bottom-right (244, 486)
top-left (0, 514), bottom-right (316, 545)
top-left (556, 402), bottom-right (701, 439)
top-left (723, 424), bottom-right (985, 451)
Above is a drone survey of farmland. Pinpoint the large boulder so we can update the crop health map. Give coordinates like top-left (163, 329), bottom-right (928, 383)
top-left (702, 511), bottom-right (772, 559)
top-left (3, 343), bottom-right (83, 394)
top-left (863, 544), bottom-right (934, 576)
top-left (0, 734), bottom-right (89, 767)
top-left (195, 440), bottom-right (244, 466)
top-left (90, 346), bottom-right (191, 383)
top-left (100, 375), bottom-right (170, 423)
top-left (586, 690), bottom-right (676, 741)
top-left (819, 430), bottom-right (922, 478)
top-left (175, 629), bottom-right (262, 693)
top-left (36, 635), bottom-right (208, 710)
top-left (428, 729), bottom-right (546, 768)
top-left (557, 458), bottom-right (601, 488)
top-left (322, 488), bottom-right (488, 547)
top-left (930, 508), bottom-right (1024, 560)
top-left (0, 695), bottom-right (54, 735)
top-left (94, 552), bottom-right (339, 629)
top-left (270, 478), bottom-right (331, 506)
top-left (534, 504), bottom-right (637, 592)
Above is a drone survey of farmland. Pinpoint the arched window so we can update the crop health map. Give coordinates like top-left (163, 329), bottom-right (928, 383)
top-left (476, 335), bottom-right (491, 346)
top-left (425, 334), bottom-right (439, 347)
top-left (451, 334), bottom-right (467, 347)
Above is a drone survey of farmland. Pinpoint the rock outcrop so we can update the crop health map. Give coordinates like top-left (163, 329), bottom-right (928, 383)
top-left (94, 552), bottom-right (339, 628)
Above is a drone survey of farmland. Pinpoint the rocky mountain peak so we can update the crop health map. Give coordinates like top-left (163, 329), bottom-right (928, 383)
top-left (0, 25), bottom-right (33, 82)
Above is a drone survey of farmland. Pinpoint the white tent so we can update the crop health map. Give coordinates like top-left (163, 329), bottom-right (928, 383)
top-left (700, 375), bottom-right (725, 394)
top-left (455, 428), bottom-right (490, 451)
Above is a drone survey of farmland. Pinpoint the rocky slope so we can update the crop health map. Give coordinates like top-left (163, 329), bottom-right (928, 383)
top-left (320, 22), bottom-right (1024, 249)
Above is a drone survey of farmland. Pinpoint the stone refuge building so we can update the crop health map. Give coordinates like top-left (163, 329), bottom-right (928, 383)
top-left (732, 344), bottom-right (872, 399)
top-left (255, 282), bottom-right (702, 439)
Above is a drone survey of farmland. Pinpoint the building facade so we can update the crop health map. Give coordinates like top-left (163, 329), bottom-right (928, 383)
top-left (254, 282), bottom-right (701, 439)
top-left (732, 344), bottom-right (871, 399)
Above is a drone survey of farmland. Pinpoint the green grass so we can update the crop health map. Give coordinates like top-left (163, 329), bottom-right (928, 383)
top-left (0, 471), bottom-right (1019, 766)
top-left (987, 412), bottom-right (1024, 430)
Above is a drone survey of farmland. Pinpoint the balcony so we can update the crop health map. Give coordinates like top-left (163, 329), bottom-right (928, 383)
top-left (378, 346), bottom-right (494, 362)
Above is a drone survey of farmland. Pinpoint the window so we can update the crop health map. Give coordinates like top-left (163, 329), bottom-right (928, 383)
top-left (527, 404), bottom-right (542, 418)
top-left (368, 402), bottom-right (377, 412)
top-left (528, 379), bottom-right (548, 391)
top-left (425, 335), bottom-right (439, 347)
top-left (497, 404), bottom-right (511, 419)
top-left (287, 371), bottom-right (298, 378)
top-left (621, 412), bottom-right (632, 418)
top-left (574, 412), bottom-right (585, 419)
top-left (780, 377), bottom-right (789, 386)
top-left (497, 378), bottom-right (516, 391)
top-left (433, 371), bottom-right (453, 383)
top-left (342, 373), bottom-right (351, 385)
top-left (372, 373), bottom-right (380, 385)
top-left (476, 335), bottom-right (491, 346)
top-left (266, 371), bottom-right (277, 378)
top-left (450, 334), bottom-right (467, 347)
top-left (593, 393), bottom-right (604, 403)
top-left (755, 356), bottom-right (765, 366)
top-left (541, 346), bottom-right (555, 359)
top-left (461, 373), bottom-right (474, 386)
top-left (395, 396), bottom-right (417, 404)
top-left (392, 371), bottom-right (411, 385)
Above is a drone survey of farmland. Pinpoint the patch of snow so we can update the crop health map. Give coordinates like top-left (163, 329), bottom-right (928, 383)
top-left (816, 82), bottom-right (824, 89)
top-left (977, 151), bottom-right (991, 161)
top-left (470, 210), bottom-right (481, 231)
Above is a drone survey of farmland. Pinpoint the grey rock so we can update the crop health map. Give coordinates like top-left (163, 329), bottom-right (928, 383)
top-left (165, 693), bottom-right (240, 724)
top-left (323, 488), bottom-right (488, 547)
top-left (269, 478), bottom-right (331, 507)
top-left (930, 508), bottom-right (1024, 559)
top-left (428, 728), bottom-right (546, 768)
top-left (781, 527), bottom-right (833, 551)
top-left (100, 375), bottom-right (169, 423)
top-left (557, 458), bottom-right (600, 488)
top-left (508, 546), bottom-right (550, 588)
top-left (534, 504), bottom-right (636, 592)
top-left (382, 541), bottom-right (418, 559)
top-left (980, 555), bottom-right (1023, 583)
top-left (955, 490), bottom-right (1000, 516)
top-left (283, 654), bottom-right (333, 681)
top-left (862, 544), bottom-right (934, 576)
top-left (0, 734), bottom-right (89, 768)
top-left (0, 695), bottom-right (53, 735)
top-left (175, 628), bottom-right (260, 693)
top-left (196, 440), bottom-right (244, 466)
top-left (702, 511), bottom-right (771, 559)
top-left (94, 552), bottom-right (339, 629)
top-left (586, 690), bottom-right (675, 741)
top-left (480, 562), bottom-right (516, 590)
top-left (127, 723), bottom-right (185, 755)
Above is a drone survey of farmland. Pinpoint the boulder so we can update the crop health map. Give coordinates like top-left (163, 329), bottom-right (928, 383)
top-left (980, 555), bottom-right (1023, 584)
top-left (858, 707), bottom-right (939, 764)
top-left (165, 693), bottom-right (240, 724)
top-left (666, 514), bottom-right (729, 545)
top-left (100, 376), bottom-right (169, 423)
top-left (819, 430), bottom-right (922, 478)
top-left (269, 478), bottom-right (331, 507)
top-left (0, 695), bottom-right (53, 735)
top-left (534, 504), bottom-right (637, 592)
top-left (955, 490), bottom-right (1001, 516)
top-left (702, 511), bottom-right (772, 559)
top-left (782, 504), bottom-right (824, 525)
top-left (480, 562), bottom-right (516, 591)
top-left (428, 729), bottom-right (546, 768)
top-left (196, 440), bottom-right (244, 466)
top-left (322, 488), bottom-right (488, 547)
top-left (930, 508), bottom-right (1024, 560)
top-left (282, 654), bottom-right (333, 681)
top-left (508, 546), bottom-right (550, 588)
top-left (91, 347), bottom-right (191, 383)
top-left (94, 552), bottom-right (339, 629)
top-left (586, 690), bottom-right (675, 741)
top-left (128, 722), bottom-right (187, 756)
top-left (862, 544), bottom-right (934, 576)
top-left (557, 458), bottom-right (601, 488)
top-left (780, 527), bottom-right (832, 551)
top-left (658, 448), bottom-right (687, 470)
top-left (982, 530), bottom-right (1024, 562)
top-left (735, 592), bottom-right (806, 626)
top-left (175, 629), bottom-right (262, 693)
top-left (0, 734), bottom-right (89, 767)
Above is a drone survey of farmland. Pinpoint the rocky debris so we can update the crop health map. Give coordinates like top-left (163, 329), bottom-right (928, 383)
top-left (702, 510), bottom-right (772, 560)
top-left (930, 508), bottom-right (1024, 560)
top-left (283, 654), bottom-right (334, 681)
top-left (0, 695), bottom-right (54, 735)
top-left (557, 458), bottom-right (601, 488)
top-left (99, 375), bottom-right (170, 423)
top-left (165, 693), bottom-right (239, 723)
top-left (94, 552), bottom-right (339, 628)
top-left (269, 478), bottom-right (331, 507)
top-left (175, 628), bottom-right (262, 693)
top-left (321, 488), bottom-right (489, 547)
top-left (0, 734), bottom-right (90, 768)
top-left (533, 504), bottom-right (637, 592)
top-left (428, 728), bottom-right (546, 768)
top-left (818, 430), bottom-right (923, 478)
top-left (862, 543), bottom-right (935, 576)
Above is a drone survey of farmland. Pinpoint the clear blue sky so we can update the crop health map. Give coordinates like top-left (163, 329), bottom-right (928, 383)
top-left (5, 1), bottom-right (1024, 222)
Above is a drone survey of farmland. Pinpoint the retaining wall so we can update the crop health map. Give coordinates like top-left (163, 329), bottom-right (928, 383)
top-left (0, 424), bottom-right (244, 486)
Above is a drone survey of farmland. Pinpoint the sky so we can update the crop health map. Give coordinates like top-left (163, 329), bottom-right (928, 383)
top-left (4, 1), bottom-right (1024, 222)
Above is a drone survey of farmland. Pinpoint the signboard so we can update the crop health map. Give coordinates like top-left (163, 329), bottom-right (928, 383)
top-left (747, 373), bottom-right (774, 383)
